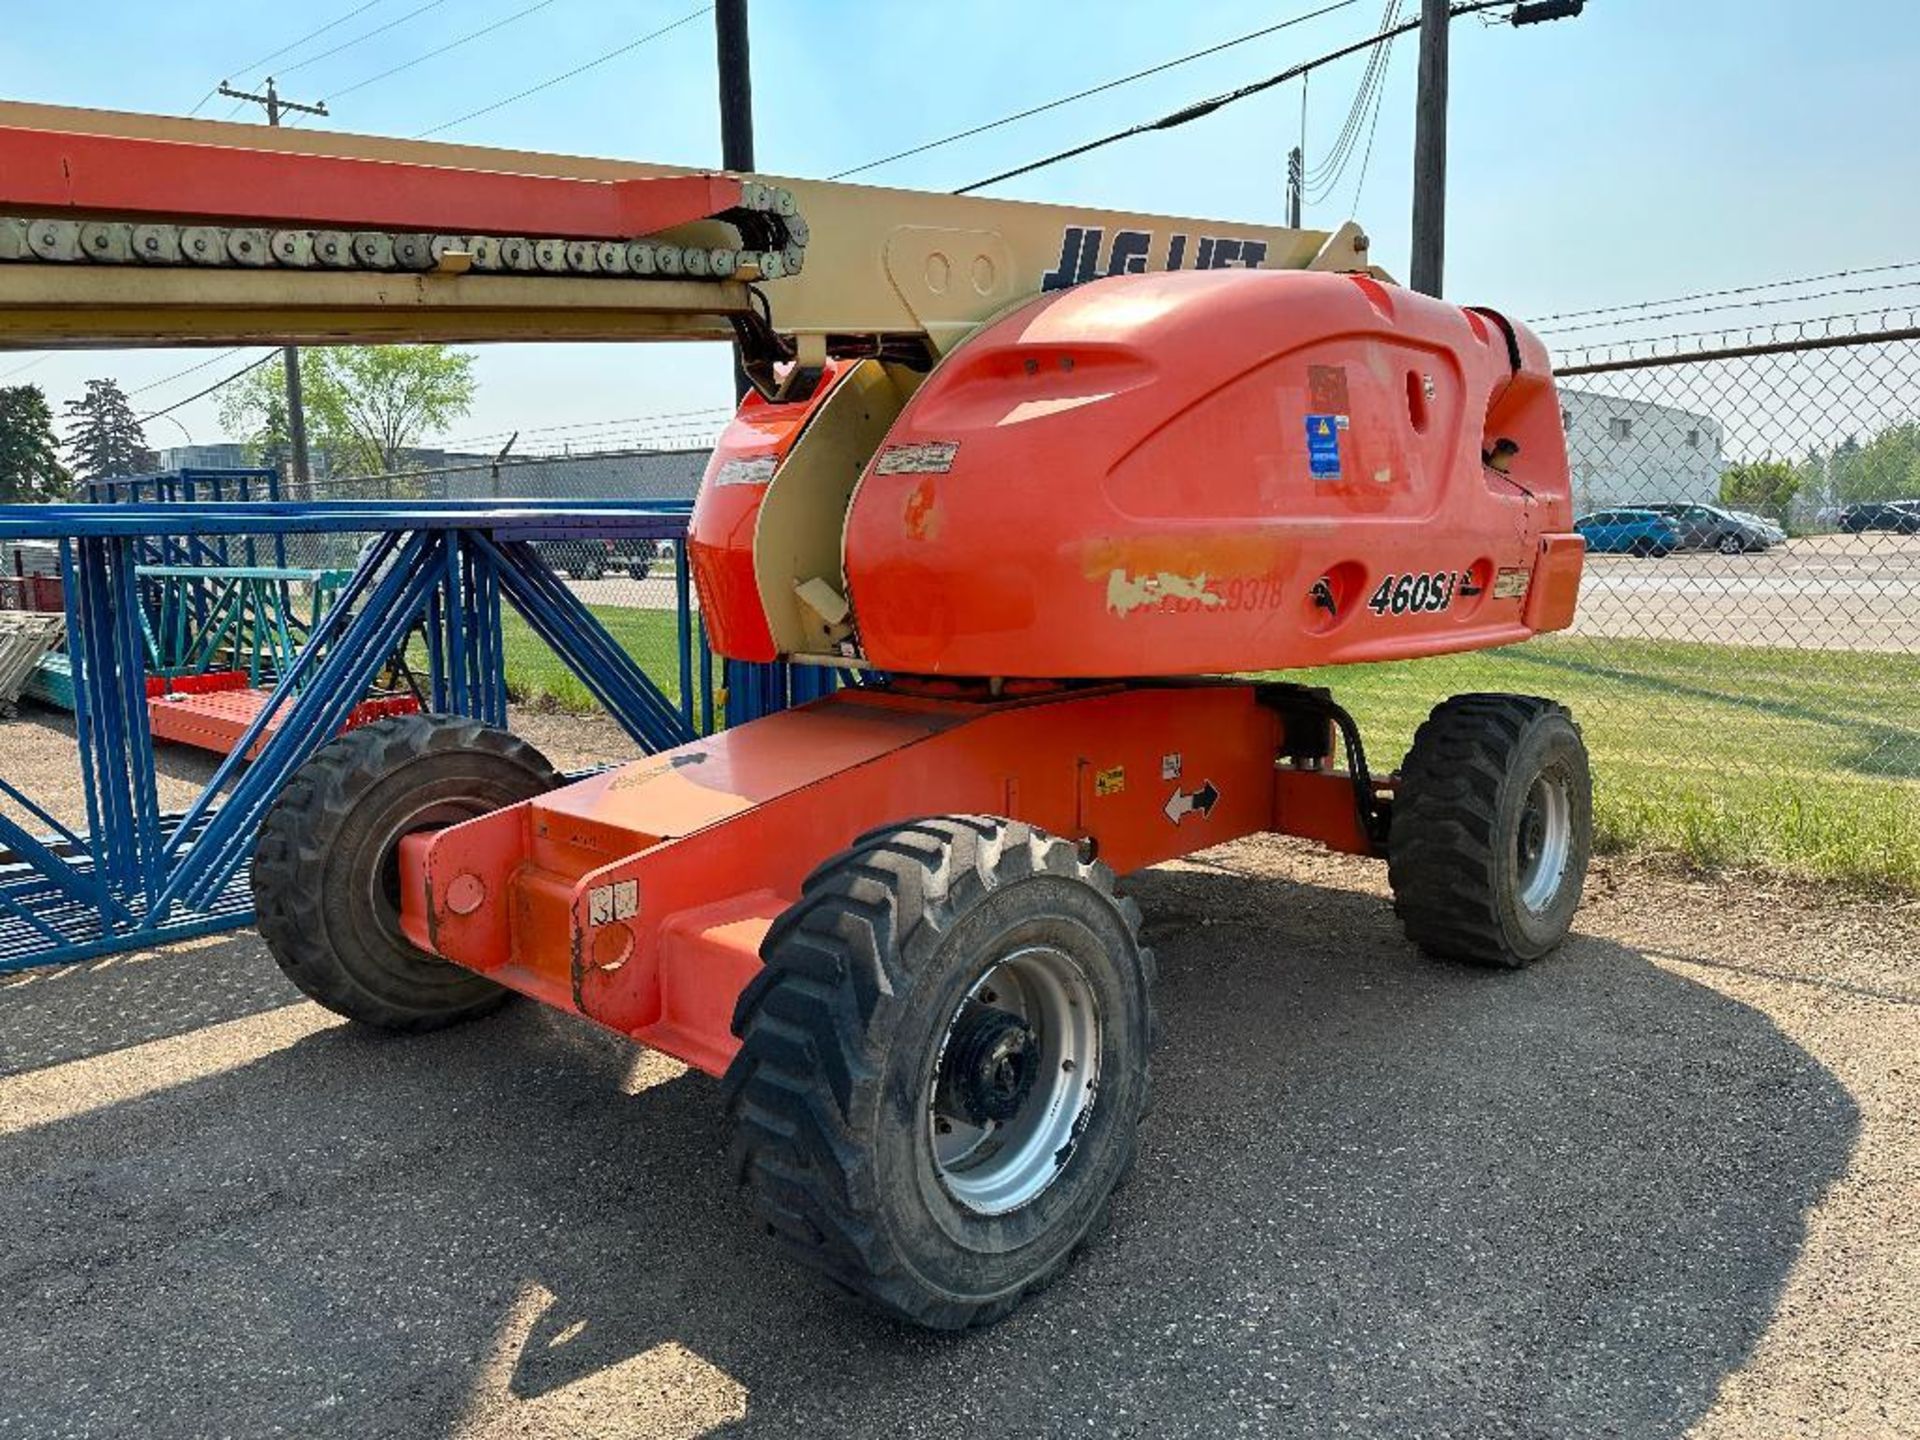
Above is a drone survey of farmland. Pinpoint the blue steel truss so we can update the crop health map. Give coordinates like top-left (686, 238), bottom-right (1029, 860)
top-left (0, 498), bottom-right (719, 970)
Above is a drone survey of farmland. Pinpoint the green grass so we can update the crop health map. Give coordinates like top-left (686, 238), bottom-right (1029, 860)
top-left (1277, 635), bottom-right (1920, 893)
top-left (498, 604), bottom-right (709, 715)
top-left (495, 608), bottom-right (1920, 893)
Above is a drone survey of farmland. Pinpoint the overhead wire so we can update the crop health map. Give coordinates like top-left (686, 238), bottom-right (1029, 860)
top-left (0, 355), bottom-right (51, 383)
top-left (135, 354), bottom-right (279, 426)
top-left (954, 0), bottom-right (1514, 194)
top-left (1533, 260), bottom-right (1920, 324)
top-left (414, 5), bottom-right (711, 138)
top-left (1305, 1), bottom-right (1403, 204)
top-left (1303, 0), bottom-right (1398, 193)
top-left (320, 0), bottom-right (566, 104)
top-left (827, 0), bottom-right (1362, 182)
top-left (128, 348), bottom-right (259, 396)
top-left (442, 404), bottom-right (737, 451)
top-left (274, 0), bottom-right (456, 80)
top-left (186, 0), bottom-right (386, 115)
top-left (1344, 23), bottom-right (1398, 217)
top-left (1536, 278), bottom-right (1920, 336)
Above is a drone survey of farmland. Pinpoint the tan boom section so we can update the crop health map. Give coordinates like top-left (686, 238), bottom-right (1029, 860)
top-left (0, 101), bottom-right (1371, 352)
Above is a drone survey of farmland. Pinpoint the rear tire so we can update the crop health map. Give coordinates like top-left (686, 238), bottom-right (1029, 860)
top-left (723, 816), bottom-right (1156, 1329)
top-left (252, 714), bottom-right (559, 1031)
top-left (1388, 694), bottom-right (1592, 968)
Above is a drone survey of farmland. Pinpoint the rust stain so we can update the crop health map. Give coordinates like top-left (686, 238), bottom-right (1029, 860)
top-left (903, 477), bottom-right (941, 541)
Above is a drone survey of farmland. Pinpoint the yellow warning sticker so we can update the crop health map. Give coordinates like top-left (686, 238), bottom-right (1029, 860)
top-left (1094, 766), bottom-right (1126, 797)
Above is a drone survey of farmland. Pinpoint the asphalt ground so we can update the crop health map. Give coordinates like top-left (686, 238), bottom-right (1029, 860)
top-left (1572, 532), bottom-right (1920, 652)
top-left (2, 839), bottom-right (1914, 1440)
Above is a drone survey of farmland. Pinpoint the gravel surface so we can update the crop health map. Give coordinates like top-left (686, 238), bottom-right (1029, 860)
top-left (1, 838), bottom-right (1913, 1440)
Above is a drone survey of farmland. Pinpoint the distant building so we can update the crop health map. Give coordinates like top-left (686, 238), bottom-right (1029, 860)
top-left (1559, 389), bottom-right (1725, 515)
top-left (427, 447), bottom-right (708, 503)
top-left (154, 442), bottom-right (255, 471)
top-left (152, 444), bottom-right (712, 503)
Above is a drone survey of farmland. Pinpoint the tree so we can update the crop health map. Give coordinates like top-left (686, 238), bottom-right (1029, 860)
top-left (219, 345), bottom-right (477, 479)
top-left (1827, 422), bottom-right (1920, 504)
top-left (1719, 459), bottom-right (1799, 521)
top-left (62, 378), bottom-right (155, 482)
top-left (0, 384), bottom-right (70, 502)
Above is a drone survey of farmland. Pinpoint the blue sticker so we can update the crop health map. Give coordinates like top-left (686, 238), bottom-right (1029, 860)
top-left (1305, 413), bottom-right (1343, 478)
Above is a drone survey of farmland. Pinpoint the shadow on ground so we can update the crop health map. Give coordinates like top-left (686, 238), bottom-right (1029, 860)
top-left (0, 862), bottom-right (1858, 1440)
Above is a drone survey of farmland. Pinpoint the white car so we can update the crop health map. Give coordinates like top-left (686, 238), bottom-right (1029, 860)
top-left (1729, 510), bottom-right (1788, 546)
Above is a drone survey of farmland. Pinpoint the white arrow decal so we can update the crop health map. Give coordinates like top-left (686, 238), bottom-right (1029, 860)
top-left (1163, 779), bottom-right (1221, 825)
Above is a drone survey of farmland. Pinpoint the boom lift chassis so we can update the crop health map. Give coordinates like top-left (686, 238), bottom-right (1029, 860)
top-left (0, 105), bottom-right (1593, 1328)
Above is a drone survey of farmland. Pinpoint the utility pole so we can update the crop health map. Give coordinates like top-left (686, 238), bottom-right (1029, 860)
top-left (1409, 0), bottom-right (1585, 298)
top-left (1408, 0), bottom-right (1449, 297)
top-left (714, 0), bottom-right (754, 398)
top-left (1286, 146), bottom-right (1304, 229)
top-left (218, 78), bottom-right (327, 487)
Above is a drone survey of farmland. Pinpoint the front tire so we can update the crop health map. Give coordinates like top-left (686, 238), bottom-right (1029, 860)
top-left (1388, 694), bottom-right (1592, 968)
top-left (252, 715), bottom-right (559, 1031)
top-left (723, 816), bottom-right (1156, 1329)
top-left (1717, 533), bottom-right (1746, 555)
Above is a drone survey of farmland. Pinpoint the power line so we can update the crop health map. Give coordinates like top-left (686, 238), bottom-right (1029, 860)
top-left (415, 6), bottom-right (712, 139)
top-left (442, 404), bottom-right (736, 450)
top-left (1536, 277), bottom-right (1920, 336)
top-left (827, 0), bottom-right (1362, 182)
top-left (0, 355), bottom-right (51, 383)
top-left (1344, 25), bottom-right (1398, 217)
top-left (322, 0), bottom-right (565, 104)
top-left (136, 353), bottom-right (279, 426)
top-left (955, 0), bottom-right (1514, 195)
top-left (1304, 0), bottom-right (1399, 191)
top-left (186, 0), bottom-right (387, 115)
top-left (128, 348), bottom-right (258, 396)
top-left (1532, 260), bottom-right (1920, 324)
top-left (1303, 0), bottom-right (1398, 186)
top-left (276, 0), bottom-right (455, 80)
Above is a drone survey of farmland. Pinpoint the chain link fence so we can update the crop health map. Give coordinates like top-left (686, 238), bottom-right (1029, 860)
top-left (268, 449), bottom-right (710, 759)
top-left (314, 338), bottom-right (1920, 887)
top-left (41, 326), bottom-right (1918, 887)
top-left (1314, 318), bottom-right (1920, 888)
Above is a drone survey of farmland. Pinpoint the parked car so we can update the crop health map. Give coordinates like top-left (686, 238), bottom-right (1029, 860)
top-left (1575, 508), bottom-right (1681, 557)
top-left (533, 539), bottom-right (656, 580)
top-left (1636, 502), bottom-right (1776, 553)
top-left (1839, 500), bottom-right (1920, 535)
top-left (1729, 510), bottom-right (1788, 546)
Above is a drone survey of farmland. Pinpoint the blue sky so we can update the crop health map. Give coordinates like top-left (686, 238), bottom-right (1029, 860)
top-left (1, 0), bottom-right (1915, 459)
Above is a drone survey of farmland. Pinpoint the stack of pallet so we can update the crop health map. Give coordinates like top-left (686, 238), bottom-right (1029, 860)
top-left (0, 612), bottom-right (63, 714)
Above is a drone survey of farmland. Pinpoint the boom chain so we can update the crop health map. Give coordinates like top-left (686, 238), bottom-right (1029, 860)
top-left (0, 183), bottom-right (807, 283)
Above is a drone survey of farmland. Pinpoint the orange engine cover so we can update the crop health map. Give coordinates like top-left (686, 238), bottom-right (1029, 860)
top-left (842, 268), bottom-right (1577, 677)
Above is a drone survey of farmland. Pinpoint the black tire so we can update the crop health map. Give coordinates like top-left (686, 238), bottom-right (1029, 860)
top-left (1651, 545), bottom-right (1674, 558)
top-left (723, 816), bottom-right (1156, 1329)
top-left (1717, 533), bottom-right (1746, 555)
top-left (1629, 538), bottom-right (1655, 557)
top-left (252, 714), bottom-right (559, 1031)
top-left (1387, 694), bottom-right (1592, 969)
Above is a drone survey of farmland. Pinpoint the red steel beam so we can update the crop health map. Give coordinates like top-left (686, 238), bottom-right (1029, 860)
top-left (0, 126), bottom-right (742, 238)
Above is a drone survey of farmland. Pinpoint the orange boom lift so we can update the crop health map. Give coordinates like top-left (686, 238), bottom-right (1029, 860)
top-left (0, 103), bottom-right (1590, 1327)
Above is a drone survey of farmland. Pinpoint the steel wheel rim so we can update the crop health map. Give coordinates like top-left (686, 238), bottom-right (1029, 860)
top-left (928, 944), bottom-right (1100, 1216)
top-left (1516, 773), bottom-right (1573, 914)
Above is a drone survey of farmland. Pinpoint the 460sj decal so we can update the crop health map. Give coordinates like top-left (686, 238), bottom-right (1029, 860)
top-left (1367, 570), bottom-right (1466, 616)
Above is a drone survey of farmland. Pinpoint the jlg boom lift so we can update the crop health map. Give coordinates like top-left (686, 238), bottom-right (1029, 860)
top-left (0, 102), bottom-right (1591, 1327)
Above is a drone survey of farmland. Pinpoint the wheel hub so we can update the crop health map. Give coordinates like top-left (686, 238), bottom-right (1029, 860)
top-left (936, 1006), bottom-right (1040, 1125)
top-left (927, 945), bottom-right (1102, 1216)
